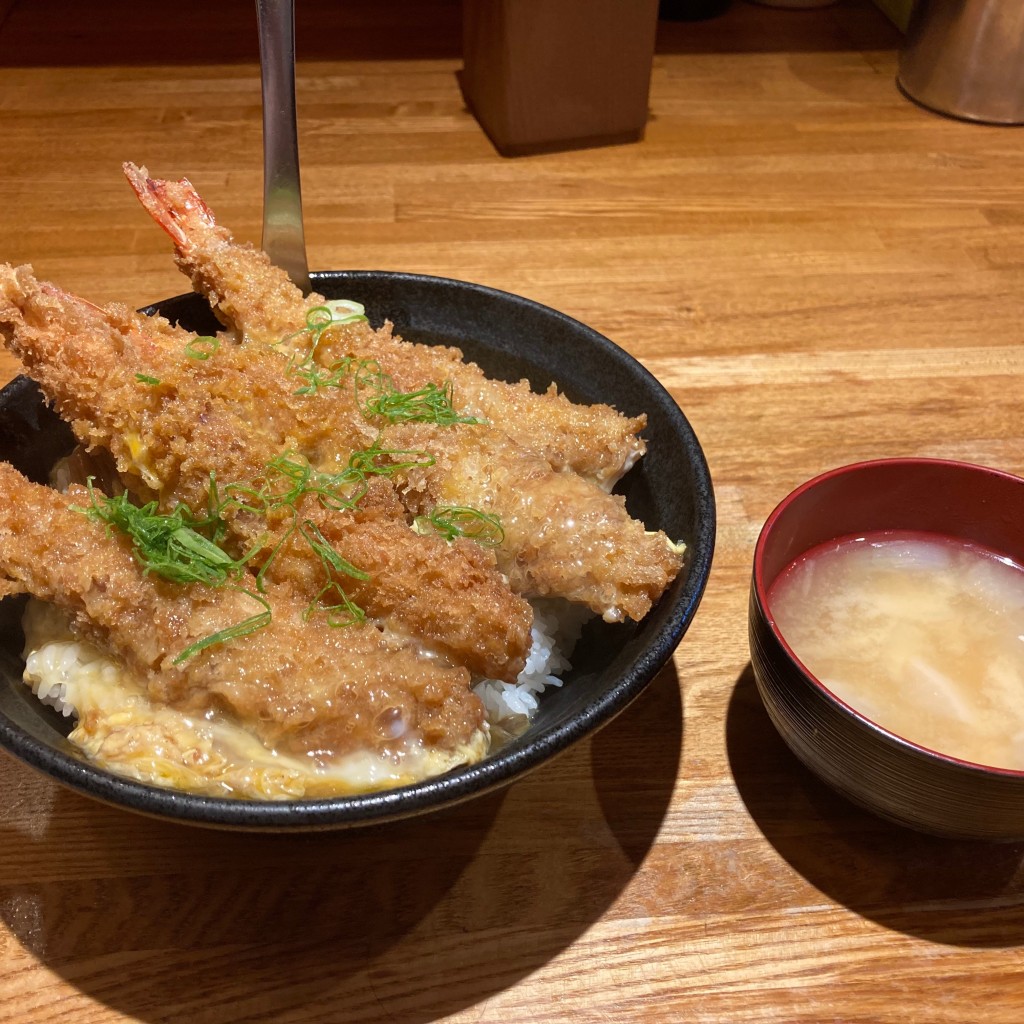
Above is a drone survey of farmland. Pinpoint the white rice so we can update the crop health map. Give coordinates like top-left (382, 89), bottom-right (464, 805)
top-left (473, 598), bottom-right (591, 736)
top-left (22, 602), bottom-right (111, 716)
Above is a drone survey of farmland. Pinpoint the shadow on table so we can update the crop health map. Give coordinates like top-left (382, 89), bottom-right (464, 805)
top-left (0, 662), bottom-right (682, 1022)
top-left (727, 664), bottom-right (1024, 949)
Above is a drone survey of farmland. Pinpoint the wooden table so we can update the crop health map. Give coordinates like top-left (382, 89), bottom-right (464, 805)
top-left (1, 1), bottom-right (1023, 1021)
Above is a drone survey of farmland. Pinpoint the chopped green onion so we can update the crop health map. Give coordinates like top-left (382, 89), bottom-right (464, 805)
top-left (305, 305), bottom-right (335, 330)
top-left (290, 357), bottom-right (353, 397)
top-left (80, 484), bottom-right (240, 586)
top-left (415, 505), bottom-right (504, 547)
top-left (299, 519), bottom-right (370, 582)
top-left (346, 440), bottom-right (435, 478)
top-left (214, 454), bottom-right (373, 625)
top-left (185, 335), bottom-right (220, 360)
top-left (324, 298), bottom-right (368, 324)
top-left (77, 483), bottom-right (272, 662)
top-left (135, 373), bottom-right (161, 386)
top-left (279, 307), bottom-right (482, 425)
top-left (354, 359), bottom-right (483, 426)
top-left (278, 301), bottom-right (368, 395)
top-left (173, 589), bottom-right (272, 664)
top-left (305, 581), bottom-right (366, 628)
top-left (222, 445), bottom-right (434, 521)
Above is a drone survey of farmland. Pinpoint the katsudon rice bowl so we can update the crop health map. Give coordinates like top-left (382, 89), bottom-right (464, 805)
top-left (0, 171), bottom-right (713, 830)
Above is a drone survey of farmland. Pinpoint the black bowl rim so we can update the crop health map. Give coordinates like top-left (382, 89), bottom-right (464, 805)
top-left (752, 455), bottom-right (1024, 779)
top-left (0, 269), bottom-right (715, 829)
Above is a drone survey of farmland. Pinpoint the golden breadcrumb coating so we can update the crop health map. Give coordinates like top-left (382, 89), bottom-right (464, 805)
top-left (319, 320), bottom-right (647, 487)
top-left (0, 163), bottom-right (689, 800)
top-left (124, 161), bottom-right (321, 347)
top-left (0, 463), bottom-right (485, 766)
top-left (0, 264), bottom-right (532, 681)
top-left (125, 162), bottom-right (646, 486)
top-left (389, 421), bottom-right (682, 622)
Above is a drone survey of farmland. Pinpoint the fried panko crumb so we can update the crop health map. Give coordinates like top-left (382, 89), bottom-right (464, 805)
top-left (0, 264), bottom-right (533, 681)
top-left (0, 463), bottom-right (486, 765)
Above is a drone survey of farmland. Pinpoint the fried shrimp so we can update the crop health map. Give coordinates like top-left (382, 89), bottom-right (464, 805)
top-left (0, 162), bottom-right (688, 800)
top-left (124, 162), bottom-right (644, 485)
top-left (389, 422), bottom-right (682, 622)
top-left (0, 463), bottom-right (486, 778)
top-left (0, 264), bottom-right (533, 682)
top-left (118, 169), bottom-right (674, 615)
top-left (123, 161), bottom-right (318, 346)
top-left (317, 321), bottom-right (648, 488)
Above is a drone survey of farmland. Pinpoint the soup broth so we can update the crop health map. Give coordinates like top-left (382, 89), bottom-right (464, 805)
top-left (768, 532), bottom-right (1024, 770)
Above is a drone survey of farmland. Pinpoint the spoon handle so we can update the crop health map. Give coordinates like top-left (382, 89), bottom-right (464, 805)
top-left (256, 0), bottom-right (311, 293)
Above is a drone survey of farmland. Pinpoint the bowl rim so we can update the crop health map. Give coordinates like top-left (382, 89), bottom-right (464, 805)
top-left (0, 269), bottom-right (716, 829)
top-left (752, 455), bottom-right (1024, 779)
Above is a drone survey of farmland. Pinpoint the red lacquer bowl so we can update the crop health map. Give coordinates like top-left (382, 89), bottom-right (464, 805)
top-left (749, 458), bottom-right (1024, 841)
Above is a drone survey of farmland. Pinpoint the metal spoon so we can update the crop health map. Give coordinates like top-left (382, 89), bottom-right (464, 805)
top-left (255, 0), bottom-right (311, 293)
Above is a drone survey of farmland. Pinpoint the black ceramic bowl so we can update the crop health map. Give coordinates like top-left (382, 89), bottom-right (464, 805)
top-left (0, 271), bottom-right (715, 830)
top-left (749, 457), bottom-right (1024, 841)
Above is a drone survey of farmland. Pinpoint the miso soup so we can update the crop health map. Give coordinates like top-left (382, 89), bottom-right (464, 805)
top-left (767, 532), bottom-right (1024, 770)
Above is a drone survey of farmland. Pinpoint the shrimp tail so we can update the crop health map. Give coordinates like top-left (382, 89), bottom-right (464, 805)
top-left (123, 161), bottom-right (218, 255)
top-left (123, 161), bottom-right (319, 344)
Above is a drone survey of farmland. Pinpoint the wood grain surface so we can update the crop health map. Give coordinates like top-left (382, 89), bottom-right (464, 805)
top-left (1, 1), bottom-right (1023, 1022)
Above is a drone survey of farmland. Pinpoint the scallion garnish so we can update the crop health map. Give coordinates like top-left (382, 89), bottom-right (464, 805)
top-left (77, 482), bottom-right (269, 662)
top-left (215, 451), bottom-right (397, 626)
top-left (414, 505), bottom-right (504, 547)
top-left (306, 581), bottom-right (366, 628)
top-left (81, 484), bottom-right (240, 586)
top-left (290, 357), bottom-right (354, 397)
top-left (324, 299), bottom-right (368, 324)
top-left (85, 287), bottom-right (495, 661)
top-left (185, 335), bottom-right (220, 360)
top-left (354, 359), bottom-right (483, 426)
top-left (283, 321), bottom-right (484, 428)
top-left (279, 302), bottom-right (368, 396)
top-left (172, 589), bottom-right (272, 664)
top-left (299, 519), bottom-right (370, 582)
top-left (345, 440), bottom-right (435, 478)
